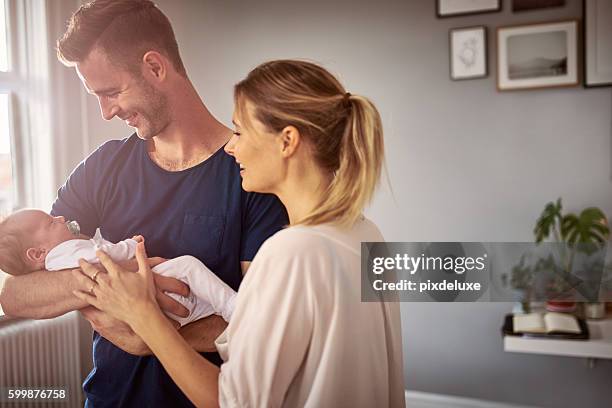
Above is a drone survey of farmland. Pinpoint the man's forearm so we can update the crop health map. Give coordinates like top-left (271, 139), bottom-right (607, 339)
top-left (96, 324), bottom-right (151, 356)
top-left (179, 314), bottom-right (228, 353)
top-left (0, 258), bottom-right (164, 320)
top-left (0, 269), bottom-right (88, 319)
top-left (94, 313), bottom-right (225, 356)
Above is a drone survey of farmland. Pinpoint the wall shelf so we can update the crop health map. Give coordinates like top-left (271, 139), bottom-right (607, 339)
top-left (503, 316), bottom-right (612, 360)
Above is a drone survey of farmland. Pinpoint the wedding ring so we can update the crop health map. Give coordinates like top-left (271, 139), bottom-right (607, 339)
top-left (92, 270), bottom-right (100, 282)
top-left (89, 284), bottom-right (96, 296)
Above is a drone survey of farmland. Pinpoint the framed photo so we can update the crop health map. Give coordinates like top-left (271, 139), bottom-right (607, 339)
top-left (450, 26), bottom-right (488, 80)
top-left (497, 20), bottom-right (579, 91)
top-left (512, 0), bottom-right (565, 12)
top-left (437, 0), bottom-right (501, 18)
top-left (584, 0), bottom-right (612, 87)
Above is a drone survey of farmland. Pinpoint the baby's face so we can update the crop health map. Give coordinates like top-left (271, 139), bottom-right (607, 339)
top-left (15, 209), bottom-right (75, 250)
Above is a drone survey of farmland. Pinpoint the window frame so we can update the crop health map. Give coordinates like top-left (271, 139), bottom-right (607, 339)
top-left (0, 0), bottom-right (21, 316)
top-left (0, 0), bottom-right (59, 317)
top-left (0, 0), bottom-right (37, 212)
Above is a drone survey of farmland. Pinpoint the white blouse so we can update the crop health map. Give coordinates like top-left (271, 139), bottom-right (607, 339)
top-left (215, 218), bottom-right (405, 407)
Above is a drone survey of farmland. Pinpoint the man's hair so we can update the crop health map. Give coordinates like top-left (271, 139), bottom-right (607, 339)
top-left (57, 0), bottom-right (186, 76)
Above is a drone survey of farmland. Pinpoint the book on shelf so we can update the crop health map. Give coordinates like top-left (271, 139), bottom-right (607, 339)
top-left (513, 312), bottom-right (580, 334)
top-left (502, 312), bottom-right (589, 340)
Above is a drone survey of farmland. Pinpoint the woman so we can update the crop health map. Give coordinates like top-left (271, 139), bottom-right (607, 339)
top-left (75, 60), bottom-right (405, 407)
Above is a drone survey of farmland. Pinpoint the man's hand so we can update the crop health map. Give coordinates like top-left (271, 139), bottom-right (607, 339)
top-left (80, 306), bottom-right (151, 355)
top-left (80, 306), bottom-right (181, 356)
top-left (154, 274), bottom-right (191, 317)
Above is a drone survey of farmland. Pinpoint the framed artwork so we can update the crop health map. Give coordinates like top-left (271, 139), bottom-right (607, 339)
top-left (497, 20), bottom-right (579, 91)
top-left (437, 0), bottom-right (501, 18)
top-left (584, 0), bottom-right (612, 87)
top-left (450, 26), bottom-right (488, 80)
top-left (512, 0), bottom-right (565, 12)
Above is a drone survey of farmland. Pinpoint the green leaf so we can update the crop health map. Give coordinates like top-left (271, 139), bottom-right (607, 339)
top-left (534, 198), bottom-right (563, 243)
top-left (561, 207), bottom-right (609, 246)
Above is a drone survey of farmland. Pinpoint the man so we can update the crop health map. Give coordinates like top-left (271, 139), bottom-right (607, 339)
top-left (0, 0), bottom-right (287, 407)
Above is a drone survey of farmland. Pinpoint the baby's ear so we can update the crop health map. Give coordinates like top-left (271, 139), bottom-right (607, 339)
top-left (25, 247), bottom-right (47, 263)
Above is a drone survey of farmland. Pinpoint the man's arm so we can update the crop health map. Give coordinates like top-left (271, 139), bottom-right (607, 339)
top-left (179, 315), bottom-right (228, 353)
top-left (0, 269), bottom-right (90, 319)
top-left (84, 308), bottom-right (226, 356)
top-left (0, 258), bottom-right (189, 320)
top-left (240, 261), bottom-right (251, 276)
top-left (81, 306), bottom-right (180, 355)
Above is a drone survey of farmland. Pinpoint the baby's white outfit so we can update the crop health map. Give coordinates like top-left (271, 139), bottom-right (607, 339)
top-left (45, 229), bottom-right (236, 326)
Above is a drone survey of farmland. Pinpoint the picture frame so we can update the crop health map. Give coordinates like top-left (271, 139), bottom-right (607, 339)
top-left (496, 20), bottom-right (579, 91)
top-left (450, 26), bottom-right (488, 80)
top-left (437, 0), bottom-right (501, 18)
top-left (512, 0), bottom-right (565, 13)
top-left (584, 0), bottom-right (612, 87)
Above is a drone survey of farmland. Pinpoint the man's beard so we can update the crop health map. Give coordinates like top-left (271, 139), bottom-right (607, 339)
top-left (134, 78), bottom-right (170, 140)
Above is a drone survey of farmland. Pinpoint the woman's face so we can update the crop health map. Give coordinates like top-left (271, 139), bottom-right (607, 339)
top-left (225, 101), bottom-right (284, 194)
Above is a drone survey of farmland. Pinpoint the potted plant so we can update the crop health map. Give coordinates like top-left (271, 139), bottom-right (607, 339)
top-left (504, 254), bottom-right (535, 313)
top-left (534, 198), bottom-right (610, 313)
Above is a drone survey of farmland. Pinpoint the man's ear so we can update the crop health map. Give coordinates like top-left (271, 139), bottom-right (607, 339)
top-left (279, 125), bottom-right (300, 158)
top-left (25, 247), bottom-right (47, 264)
top-left (142, 51), bottom-right (167, 82)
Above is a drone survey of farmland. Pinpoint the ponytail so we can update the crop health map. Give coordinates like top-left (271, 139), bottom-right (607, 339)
top-left (300, 95), bottom-right (384, 227)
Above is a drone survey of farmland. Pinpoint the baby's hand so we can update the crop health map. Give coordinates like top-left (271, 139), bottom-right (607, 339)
top-left (132, 235), bottom-right (144, 243)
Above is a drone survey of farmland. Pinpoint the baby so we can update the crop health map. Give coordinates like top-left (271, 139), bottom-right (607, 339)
top-left (0, 209), bottom-right (235, 325)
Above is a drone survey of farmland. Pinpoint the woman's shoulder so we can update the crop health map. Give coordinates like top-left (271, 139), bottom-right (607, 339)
top-left (259, 216), bottom-right (384, 257)
top-left (258, 225), bottom-right (329, 255)
top-left (244, 218), bottom-right (384, 290)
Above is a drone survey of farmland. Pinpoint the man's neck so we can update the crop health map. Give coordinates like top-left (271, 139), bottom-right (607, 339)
top-left (147, 83), bottom-right (231, 171)
top-left (147, 126), bottom-right (229, 172)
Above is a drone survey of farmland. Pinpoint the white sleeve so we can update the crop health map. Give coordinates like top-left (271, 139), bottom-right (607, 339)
top-left (45, 240), bottom-right (99, 270)
top-left (96, 238), bottom-right (138, 262)
top-left (45, 237), bottom-right (138, 271)
top-left (216, 238), bottom-right (315, 407)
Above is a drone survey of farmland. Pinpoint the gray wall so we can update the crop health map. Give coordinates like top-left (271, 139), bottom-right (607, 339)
top-left (72, 1), bottom-right (612, 407)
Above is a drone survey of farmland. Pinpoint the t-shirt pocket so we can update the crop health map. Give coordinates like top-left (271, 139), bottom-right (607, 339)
top-left (179, 213), bottom-right (225, 264)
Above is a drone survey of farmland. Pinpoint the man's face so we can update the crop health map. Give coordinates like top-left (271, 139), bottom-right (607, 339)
top-left (75, 48), bottom-right (170, 140)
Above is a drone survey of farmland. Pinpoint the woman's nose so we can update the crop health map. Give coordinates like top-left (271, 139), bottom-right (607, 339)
top-left (224, 134), bottom-right (237, 157)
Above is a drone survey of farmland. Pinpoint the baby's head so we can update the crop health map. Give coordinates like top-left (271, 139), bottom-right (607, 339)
top-left (0, 209), bottom-right (76, 275)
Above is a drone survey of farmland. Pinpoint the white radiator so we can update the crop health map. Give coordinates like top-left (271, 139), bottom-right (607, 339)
top-left (0, 311), bottom-right (83, 407)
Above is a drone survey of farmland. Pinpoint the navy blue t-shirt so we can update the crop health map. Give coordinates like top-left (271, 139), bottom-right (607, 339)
top-left (51, 134), bottom-right (288, 407)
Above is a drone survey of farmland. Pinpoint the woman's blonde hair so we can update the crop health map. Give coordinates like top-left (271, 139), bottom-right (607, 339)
top-left (234, 59), bottom-right (384, 227)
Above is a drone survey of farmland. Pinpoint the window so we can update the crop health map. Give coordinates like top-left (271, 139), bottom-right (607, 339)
top-left (0, 0), bottom-right (9, 72)
top-left (0, 0), bottom-right (64, 316)
top-left (0, 93), bottom-right (12, 214)
top-left (0, 0), bottom-right (10, 312)
top-left (0, 0), bottom-right (7, 72)
top-left (0, 0), bottom-right (11, 208)
top-left (0, 0), bottom-right (13, 215)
